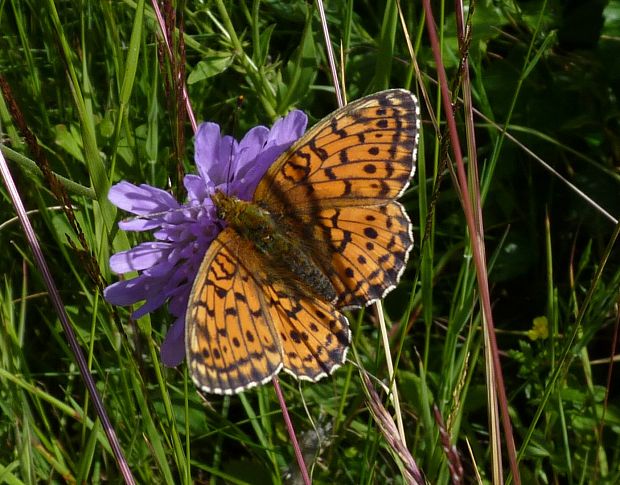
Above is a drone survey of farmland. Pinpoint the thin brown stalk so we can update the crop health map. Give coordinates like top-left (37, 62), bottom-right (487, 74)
top-left (360, 371), bottom-right (425, 485)
top-left (0, 76), bottom-right (105, 294)
top-left (433, 405), bottom-right (464, 485)
top-left (593, 291), bottom-right (619, 479)
top-left (453, 2), bottom-right (504, 482)
top-left (151, 0), bottom-right (198, 133)
top-left (315, 0), bottom-right (344, 107)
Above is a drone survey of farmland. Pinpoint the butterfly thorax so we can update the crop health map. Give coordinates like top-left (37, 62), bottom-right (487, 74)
top-left (211, 190), bottom-right (337, 303)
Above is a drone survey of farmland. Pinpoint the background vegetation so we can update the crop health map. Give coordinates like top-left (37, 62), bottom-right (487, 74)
top-left (1, 0), bottom-right (619, 483)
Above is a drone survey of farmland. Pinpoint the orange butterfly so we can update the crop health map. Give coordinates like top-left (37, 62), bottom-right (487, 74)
top-left (186, 89), bottom-right (420, 394)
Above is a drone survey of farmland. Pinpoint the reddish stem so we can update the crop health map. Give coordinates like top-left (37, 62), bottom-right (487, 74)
top-left (272, 377), bottom-right (311, 485)
top-left (420, 1), bottom-right (520, 483)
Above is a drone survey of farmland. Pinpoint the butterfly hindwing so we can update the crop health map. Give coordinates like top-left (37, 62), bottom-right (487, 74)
top-left (263, 284), bottom-right (351, 380)
top-left (315, 203), bottom-right (413, 308)
top-left (186, 228), bottom-right (283, 394)
top-left (186, 227), bottom-right (351, 394)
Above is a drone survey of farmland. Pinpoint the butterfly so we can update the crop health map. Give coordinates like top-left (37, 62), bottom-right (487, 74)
top-left (186, 89), bottom-right (420, 395)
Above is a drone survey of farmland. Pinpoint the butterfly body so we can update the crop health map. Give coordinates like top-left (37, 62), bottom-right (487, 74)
top-left (187, 89), bottom-right (420, 394)
top-left (211, 189), bottom-right (337, 303)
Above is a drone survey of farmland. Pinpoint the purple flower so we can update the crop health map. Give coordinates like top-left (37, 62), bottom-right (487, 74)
top-left (104, 110), bottom-right (308, 366)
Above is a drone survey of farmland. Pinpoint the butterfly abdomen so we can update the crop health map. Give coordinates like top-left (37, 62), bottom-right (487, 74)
top-left (211, 190), bottom-right (337, 303)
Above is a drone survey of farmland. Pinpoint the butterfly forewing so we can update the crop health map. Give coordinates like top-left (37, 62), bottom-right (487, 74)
top-left (254, 89), bottom-right (419, 209)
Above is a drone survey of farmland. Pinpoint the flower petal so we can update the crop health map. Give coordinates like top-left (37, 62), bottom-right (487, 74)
top-left (184, 174), bottom-right (210, 203)
top-left (104, 278), bottom-right (150, 306)
top-left (268, 109), bottom-right (308, 147)
top-left (109, 181), bottom-right (180, 215)
top-left (118, 217), bottom-right (164, 232)
top-left (109, 242), bottom-right (171, 273)
top-left (233, 125), bottom-right (270, 174)
top-left (237, 110), bottom-right (308, 198)
top-left (160, 317), bottom-right (186, 366)
top-left (167, 283), bottom-right (192, 317)
top-left (194, 122), bottom-right (237, 186)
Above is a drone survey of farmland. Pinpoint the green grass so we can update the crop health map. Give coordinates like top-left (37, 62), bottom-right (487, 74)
top-left (1, 1), bottom-right (619, 483)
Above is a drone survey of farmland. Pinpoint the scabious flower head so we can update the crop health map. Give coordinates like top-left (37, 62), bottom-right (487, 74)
top-left (104, 111), bottom-right (308, 366)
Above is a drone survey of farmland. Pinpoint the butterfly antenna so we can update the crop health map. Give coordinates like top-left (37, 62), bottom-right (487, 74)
top-left (224, 95), bottom-right (245, 195)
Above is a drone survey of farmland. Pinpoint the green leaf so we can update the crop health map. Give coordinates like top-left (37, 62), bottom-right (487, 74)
top-left (188, 55), bottom-right (234, 84)
top-left (277, 13), bottom-right (317, 112)
top-left (54, 124), bottom-right (85, 163)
